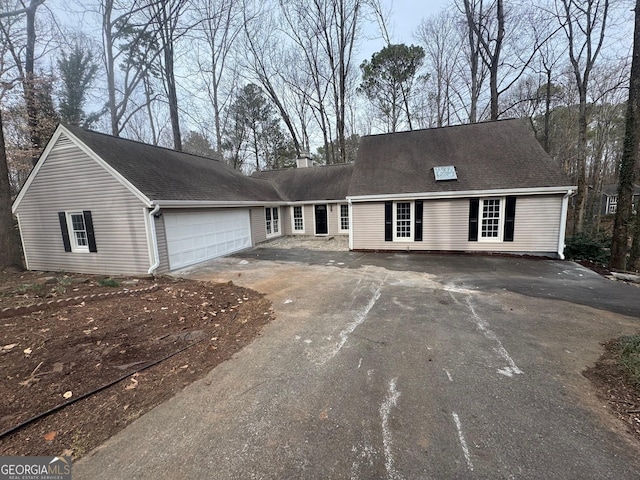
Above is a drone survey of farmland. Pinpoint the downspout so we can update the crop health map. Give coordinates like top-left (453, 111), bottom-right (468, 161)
top-left (148, 204), bottom-right (161, 275)
top-left (348, 198), bottom-right (353, 251)
top-left (557, 189), bottom-right (573, 260)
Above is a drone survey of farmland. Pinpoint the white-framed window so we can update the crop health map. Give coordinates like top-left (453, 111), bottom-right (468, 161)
top-left (339, 204), bottom-right (349, 232)
top-left (608, 195), bottom-right (618, 214)
top-left (479, 198), bottom-right (504, 242)
top-left (265, 207), bottom-right (280, 237)
top-left (394, 201), bottom-right (413, 241)
top-left (292, 205), bottom-right (304, 232)
top-left (68, 212), bottom-right (89, 251)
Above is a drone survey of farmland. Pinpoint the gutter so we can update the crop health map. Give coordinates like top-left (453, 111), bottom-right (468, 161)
top-left (348, 198), bottom-right (354, 251)
top-left (153, 200), bottom-right (285, 208)
top-left (148, 204), bottom-right (161, 275)
top-left (557, 189), bottom-right (574, 260)
top-left (347, 186), bottom-right (578, 203)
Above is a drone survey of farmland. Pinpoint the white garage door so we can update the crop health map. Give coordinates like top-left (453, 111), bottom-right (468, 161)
top-left (164, 210), bottom-right (251, 270)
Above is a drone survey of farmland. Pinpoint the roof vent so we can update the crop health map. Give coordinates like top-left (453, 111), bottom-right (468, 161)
top-left (433, 166), bottom-right (457, 181)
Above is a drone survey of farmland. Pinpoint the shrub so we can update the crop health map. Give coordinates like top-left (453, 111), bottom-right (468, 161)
top-left (619, 335), bottom-right (640, 386)
top-left (564, 233), bottom-right (610, 264)
top-left (99, 278), bottom-right (120, 288)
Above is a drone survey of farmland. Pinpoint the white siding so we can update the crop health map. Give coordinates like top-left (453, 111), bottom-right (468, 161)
top-left (15, 133), bottom-right (151, 275)
top-left (352, 196), bottom-right (562, 255)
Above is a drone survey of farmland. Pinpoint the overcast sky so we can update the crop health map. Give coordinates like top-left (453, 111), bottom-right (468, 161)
top-left (360, 0), bottom-right (452, 61)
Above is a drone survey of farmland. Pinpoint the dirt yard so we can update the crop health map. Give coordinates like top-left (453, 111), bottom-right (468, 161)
top-left (0, 270), bottom-right (274, 459)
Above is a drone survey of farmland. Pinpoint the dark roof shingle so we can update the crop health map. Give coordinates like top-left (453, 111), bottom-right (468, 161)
top-left (252, 163), bottom-right (353, 202)
top-left (349, 119), bottom-right (571, 197)
top-left (64, 125), bottom-right (281, 202)
top-left (601, 184), bottom-right (640, 196)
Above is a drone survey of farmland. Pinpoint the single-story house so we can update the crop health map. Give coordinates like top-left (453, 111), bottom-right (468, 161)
top-left (599, 184), bottom-right (640, 215)
top-left (12, 119), bottom-right (575, 275)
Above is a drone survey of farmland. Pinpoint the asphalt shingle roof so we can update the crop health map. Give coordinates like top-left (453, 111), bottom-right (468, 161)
top-left (601, 184), bottom-right (640, 196)
top-left (348, 119), bottom-right (571, 197)
top-left (252, 163), bottom-right (354, 202)
top-left (64, 125), bottom-right (282, 203)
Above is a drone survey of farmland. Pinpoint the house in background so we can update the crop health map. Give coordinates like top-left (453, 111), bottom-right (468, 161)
top-left (599, 184), bottom-right (640, 215)
top-left (12, 119), bottom-right (575, 276)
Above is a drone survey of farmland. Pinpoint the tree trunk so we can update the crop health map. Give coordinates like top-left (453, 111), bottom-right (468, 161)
top-left (543, 68), bottom-right (552, 152)
top-left (24, 0), bottom-right (40, 164)
top-left (463, 0), bottom-right (479, 123)
top-left (0, 110), bottom-right (24, 270)
top-left (574, 94), bottom-right (589, 233)
top-left (103, 0), bottom-right (119, 136)
top-left (165, 41), bottom-right (182, 151)
top-left (489, 0), bottom-right (504, 120)
top-left (611, 0), bottom-right (640, 269)
top-left (212, 68), bottom-right (222, 152)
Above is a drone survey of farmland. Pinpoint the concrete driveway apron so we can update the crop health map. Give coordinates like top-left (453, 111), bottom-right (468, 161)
top-left (75, 250), bottom-right (640, 479)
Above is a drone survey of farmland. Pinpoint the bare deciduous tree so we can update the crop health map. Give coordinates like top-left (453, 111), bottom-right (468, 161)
top-left (611, 0), bottom-right (640, 270)
top-left (556, 0), bottom-right (610, 233)
top-left (416, 10), bottom-right (463, 127)
top-left (101, 0), bottom-right (160, 137)
top-left (145, 0), bottom-right (188, 151)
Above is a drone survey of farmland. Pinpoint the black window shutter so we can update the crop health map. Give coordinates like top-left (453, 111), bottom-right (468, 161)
top-left (58, 212), bottom-right (72, 252)
top-left (504, 197), bottom-right (516, 242)
top-left (414, 200), bottom-right (423, 241)
top-left (468, 199), bottom-right (479, 241)
top-left (83, 210), bottom-right (98, 252)
top-left (384, 201), bottom-right (393, 241)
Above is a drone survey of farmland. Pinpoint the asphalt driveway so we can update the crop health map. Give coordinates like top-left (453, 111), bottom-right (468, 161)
top-left (75, 249), bottom-right (640, 479)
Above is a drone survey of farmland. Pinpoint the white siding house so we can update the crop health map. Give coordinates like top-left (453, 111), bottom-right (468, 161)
top-left (12, 119), bottom-right (574, 275)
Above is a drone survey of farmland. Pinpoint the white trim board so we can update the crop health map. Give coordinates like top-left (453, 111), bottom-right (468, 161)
top-left (347, 186), bottom-right (576, 203)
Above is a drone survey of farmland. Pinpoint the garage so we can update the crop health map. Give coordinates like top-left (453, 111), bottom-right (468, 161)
top-left (164, 209), bottom-right (252, 270)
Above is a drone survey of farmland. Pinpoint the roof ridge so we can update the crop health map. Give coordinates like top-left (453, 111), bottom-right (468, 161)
top-left (362, 118), bottom-right (522, 138)
top-left (62, 123), bottom-right (222, 164)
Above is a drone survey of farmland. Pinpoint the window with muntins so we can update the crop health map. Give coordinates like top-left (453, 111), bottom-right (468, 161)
top-left (59, 210), bottom-right (97, 253)
top-left (293, 206), bottom-right (304, 231)
top-left (608, 196), bottom-right (618, 214)
top-left (480, 198), bottom-right (502, 241)
top-left (340, 204), bottom-right (349, 231)
top-left (395, 202), bottom-right (412, 240)
top-left (265, 208), bottom-right (272, 234)
top-left (70, 213), bottom-right (88, 248)
top-left (265, 207), bottom-right (279, 237)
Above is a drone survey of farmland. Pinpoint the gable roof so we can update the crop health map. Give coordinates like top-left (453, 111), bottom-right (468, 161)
top-left (61, 125), bottom-right (282, 204)
top-left (349, 119), bottom-right (572, 198)
top-left (252, 163), bottom-right (353, 202)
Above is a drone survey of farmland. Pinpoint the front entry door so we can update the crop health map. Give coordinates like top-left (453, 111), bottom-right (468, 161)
top-left (315, 204), bottom-right (328, 235)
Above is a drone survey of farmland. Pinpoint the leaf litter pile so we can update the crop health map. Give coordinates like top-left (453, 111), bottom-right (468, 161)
top-left (0, 271), bottom-right (274, 458)
top-left (584, 338), bottom-right (640, 445)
